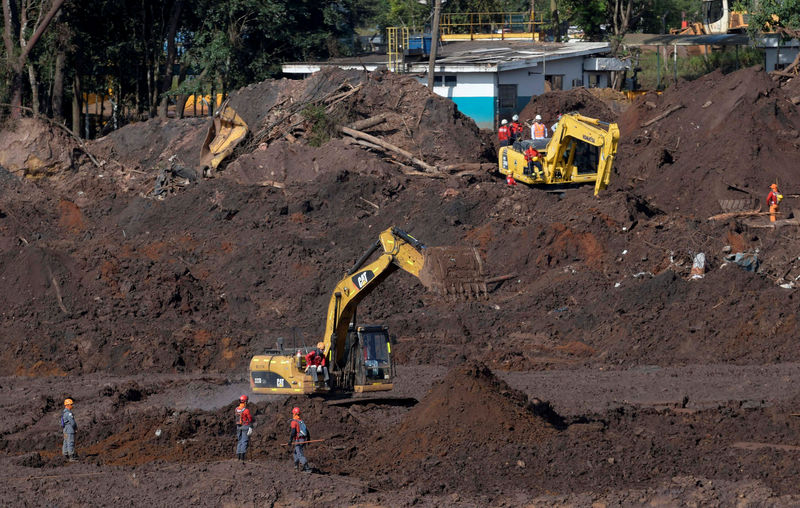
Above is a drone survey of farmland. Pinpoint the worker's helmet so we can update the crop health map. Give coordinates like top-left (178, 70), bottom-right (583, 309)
top-left (501, 119), bottom-right (508, 125)
top-left (316, 342), bottom-right (324, 350)
top-left (292, 407), bottom-right (301, 415)
top-left (239, 395), bottom-right (248, 403)
top-left (557, 114), bottom-right (563, 119)
top-left (534, 114), bottom-right (542, 121)
top-left (512, 114), bottom-right (519, 121)
top-left (771, 183), bottom-right (778, 190)
top-left (64, 398), bottom-right (73, 407)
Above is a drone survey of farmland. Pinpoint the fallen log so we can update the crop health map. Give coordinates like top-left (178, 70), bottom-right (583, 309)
top-left (339, 125), bottom-right (439, 174)
top-left (348, 113), bottom-right (390, 131)
top-left (386, 160), bottom-right (446, 179)
top-left (641, 104), bottom-right (685, 127)
top-left (708, 210), bottom-right (773, 221)
top-left (440, 162), bottom-right (494, 173)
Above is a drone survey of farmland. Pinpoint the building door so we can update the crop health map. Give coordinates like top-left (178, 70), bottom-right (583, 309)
top-left (545, 75), bottom-right (564, 91)
top-left (498, 84), bottom-right (517, 124)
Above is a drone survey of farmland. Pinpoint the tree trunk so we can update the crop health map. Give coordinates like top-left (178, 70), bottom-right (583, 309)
top-left (52, 49), bottom-right (65, 122)
top-left (158, 0), bottom-right (184, 119)
top-left (174, 64), bottom-right (188, 119)
top-left (27, 64), bottom-right (40, 115)
top-left (72, 74), bottom-right (81, 136)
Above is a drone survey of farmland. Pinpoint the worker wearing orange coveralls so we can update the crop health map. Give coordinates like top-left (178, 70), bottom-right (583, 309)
top-left (288, 407), bottom-right (311, 472)
top-left (235, 395), bottom-right (253, 460)
top-left (498, 119), bottom-right (511, 147)
top-left (766, 183), bottom-right (782, 222)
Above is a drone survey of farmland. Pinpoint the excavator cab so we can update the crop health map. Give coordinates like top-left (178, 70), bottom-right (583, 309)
top-left (345, 325), bottom-right (393, 392)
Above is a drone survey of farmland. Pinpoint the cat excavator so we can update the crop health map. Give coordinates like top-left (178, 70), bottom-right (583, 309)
top-left (498, 112), bottom-right (619, 195)
top-left (249, 227), bottom-right (485, 396)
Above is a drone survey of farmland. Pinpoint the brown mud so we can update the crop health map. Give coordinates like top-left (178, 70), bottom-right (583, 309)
top-left (2, 66), bottom-right (800, 505)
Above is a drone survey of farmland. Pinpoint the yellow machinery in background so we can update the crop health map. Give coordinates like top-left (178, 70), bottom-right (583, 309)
top-left (498, 113), bottom-right (620, 196)
top-left (249, 227), bottom-right (485, 396)
top-left (198, 99), bottom-right (248, 173)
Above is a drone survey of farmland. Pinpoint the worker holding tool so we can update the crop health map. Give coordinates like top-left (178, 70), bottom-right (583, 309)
top-left (767, 183), bottom-right (783, 222)
top-left (235, 395), bottom-right (253, 460)
top-left (498, 119), bottom-right (510, 147)
top-left (288, 407), bottom-right (311, 472)
top-left (510, 114), bottom-right (523, 143)
top-left (305, 342), bottom-right (329, 388)
top-left (551, 113), bottom-right (562, 134)
top-left (60, 398), bottom-right (77, 462)
top-left (531, 114), bottom-right (548, 139)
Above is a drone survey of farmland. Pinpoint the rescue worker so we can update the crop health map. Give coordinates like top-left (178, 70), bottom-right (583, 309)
top-left (767, 183), bottom-right (783, 222)
top-left (506, 173), bottom-right (517, 186)
top-left (531, 114), bottom-right (548, 139)
top-left (550, 113), bottom-right (562, 134)
top-left (497, 119), bottom-right (510, 147)
top-left (60, 398), bottom-right (77, 462)
top-left (305, 342), bottom-right (329, 388)
top-left (524, 145), bottom-right (542, 179)
top-left (510, 114), bottom-right (523, 143)
top-left (288, 407), bottom-right (311, 472)
top-left (235, 395), bottom-right (253, 460)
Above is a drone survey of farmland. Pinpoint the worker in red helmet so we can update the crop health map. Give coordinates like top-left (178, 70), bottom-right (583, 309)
top-left (766, 183), bottom-right (782, 222)
top-left (288, 407), bottom-right (311, 472)
top-left (235, 395), bottom-right (253, 460)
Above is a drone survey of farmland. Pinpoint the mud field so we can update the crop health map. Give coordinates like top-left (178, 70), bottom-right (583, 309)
top-left (2, 66), bottom-right (800, 506)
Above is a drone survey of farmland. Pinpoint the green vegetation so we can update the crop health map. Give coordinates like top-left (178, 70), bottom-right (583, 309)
top-left (302, 105), bottom-right (337, 147)
top-left (634, 47), bottom-right (765, 90)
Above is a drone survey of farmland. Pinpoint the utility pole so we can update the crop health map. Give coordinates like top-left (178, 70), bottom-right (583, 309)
top-left (427, 0), bottom-right (442, 89)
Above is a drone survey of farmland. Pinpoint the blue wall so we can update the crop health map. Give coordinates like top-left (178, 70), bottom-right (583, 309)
top-left (451, 96), bottom-right (495, 130)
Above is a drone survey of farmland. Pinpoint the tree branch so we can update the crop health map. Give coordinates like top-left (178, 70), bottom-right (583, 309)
top-left (18, 0), bottom-right (65, 67)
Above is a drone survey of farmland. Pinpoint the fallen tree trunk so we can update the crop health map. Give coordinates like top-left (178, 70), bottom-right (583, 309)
top-left (641, 104), bottom-right (684, 127)
top-left (348, 113), bottom-right (390, 131)
top-left (339, 125), bottom-right (439, 173)
top-left (440, 162), bottom-right (495, 173)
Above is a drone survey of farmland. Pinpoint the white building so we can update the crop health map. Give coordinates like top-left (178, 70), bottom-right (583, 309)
top-left (282, 41), bottom-right (626, 130)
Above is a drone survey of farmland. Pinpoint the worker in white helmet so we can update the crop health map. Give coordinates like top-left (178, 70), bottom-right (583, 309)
top-left (531, 114), bottom-right (548, 139)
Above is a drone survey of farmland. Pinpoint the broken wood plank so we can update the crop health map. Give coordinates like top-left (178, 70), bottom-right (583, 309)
top-left (640, 104), bottom-right (685, 127)
top-left (359, 197), bottom-right (380, 210)
top-left (708, 210), bottom-right (772, 221)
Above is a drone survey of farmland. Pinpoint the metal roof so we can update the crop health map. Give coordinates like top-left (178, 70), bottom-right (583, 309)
top-left (283, 41), bottom-right (612, 74)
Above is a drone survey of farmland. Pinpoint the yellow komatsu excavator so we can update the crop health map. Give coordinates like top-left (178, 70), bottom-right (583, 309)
top-left (249, 227), bottom-right (485, 396)
top-left (498, 112), bottom-right (620, 195)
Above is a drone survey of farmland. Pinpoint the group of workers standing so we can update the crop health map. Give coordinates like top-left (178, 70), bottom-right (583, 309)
top-left (58, 395), bottom-right (315, 473)
top-left (498, 113), bottom-right (560, 147)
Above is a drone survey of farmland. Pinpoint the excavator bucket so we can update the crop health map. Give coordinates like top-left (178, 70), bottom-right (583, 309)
top-left (199, 99), bottom-right (248, 171)
top-left (419, 246), bottom-right (486, 297)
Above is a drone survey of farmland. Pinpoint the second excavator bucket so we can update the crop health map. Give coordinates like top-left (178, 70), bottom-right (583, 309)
top-left (419, 246), bottom-right (487, 297)
top-left (199, 99), bottom-right (248, 171)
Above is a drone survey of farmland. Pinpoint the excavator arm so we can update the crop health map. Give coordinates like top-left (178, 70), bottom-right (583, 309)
top-left (249, 226), bottom-right (484, 395)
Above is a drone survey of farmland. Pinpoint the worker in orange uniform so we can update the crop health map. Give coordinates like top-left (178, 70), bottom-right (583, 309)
top-left (288, 407), bottom-right (311, 472)
top-left (531, 114), bottom-right (548, 139)
top-left (235, 395), bottom-right (253, 460)
top-left (506, 173), bottom-right (517, 186)
top-left (498, 119), bottom-right (510, 147)
top-left (510, 114), bottom-right (523, 143)
top-left (766, 183), bottom-right (782, 222)
top-left (524, 145), bottom-right (542, 179)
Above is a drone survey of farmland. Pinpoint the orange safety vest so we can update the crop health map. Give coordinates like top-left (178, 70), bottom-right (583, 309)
top-left (532, 123), bottom-right (546, 139)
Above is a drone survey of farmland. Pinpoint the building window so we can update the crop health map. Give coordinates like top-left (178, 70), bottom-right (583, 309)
top-left (545, 75), bottom-right (564, 91)
top-left (433, 75), bottom-right (457, 87)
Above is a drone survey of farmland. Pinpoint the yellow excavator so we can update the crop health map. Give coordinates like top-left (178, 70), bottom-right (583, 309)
top-left (498, 112), bottom-right (619, 195)
top-left (249, 227), bottom-right (485, 395)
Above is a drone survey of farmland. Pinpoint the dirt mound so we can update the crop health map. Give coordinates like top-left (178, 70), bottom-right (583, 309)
top-left (353, 362), bottom-right (560, 491)
top-left (0, 118), bottom-right (81, 178)
top-left (613, 65), bottom-right (800, 219)
top-left (519, 87), bottom-right (618, 127)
